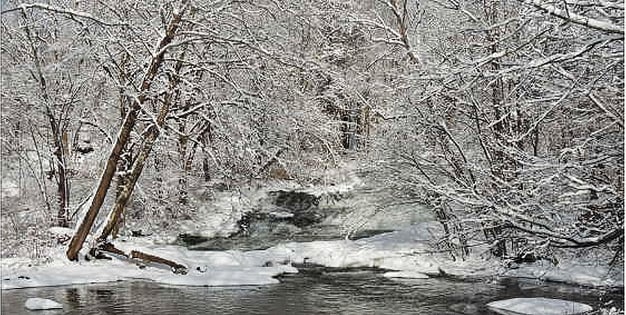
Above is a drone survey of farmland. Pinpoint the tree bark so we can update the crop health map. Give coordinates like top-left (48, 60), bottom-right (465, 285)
top-left (97, 56), bottom-right (185, 244)
top-left (66, 8), bottom-right (186, 261)
top-left (95, 243), bottom-right (187, 274)
top-left (97, 99), bottom-right (173, 243)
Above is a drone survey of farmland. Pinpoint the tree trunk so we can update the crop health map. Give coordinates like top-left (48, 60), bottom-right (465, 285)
top-left (66, 107), bottom-right (141, 260)
top-left (97, 102), bottom-right (172, 243)
top-left (66, 8), bottom-right (186, 261)
top-left (55, 131), bottom-right (70, 227)
top-left (97, 56), bottom-right (185, 244)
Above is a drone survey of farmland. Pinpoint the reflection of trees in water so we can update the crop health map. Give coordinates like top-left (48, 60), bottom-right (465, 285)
top-left (65, 288), bottom-right (80, 310)
top-left (92, 288), bottom-right (115, 304)
top-left (62, 285), bottom-right (127, 315)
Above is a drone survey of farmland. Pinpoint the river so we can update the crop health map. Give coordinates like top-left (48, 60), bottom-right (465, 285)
top-left (2, 265), bottom-right (622, 314)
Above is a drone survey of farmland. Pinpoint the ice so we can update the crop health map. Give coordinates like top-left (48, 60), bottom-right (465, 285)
top-left (487, 298), bottom-right (593, 315)
top-left (24, 297), bottom-right (63, 310)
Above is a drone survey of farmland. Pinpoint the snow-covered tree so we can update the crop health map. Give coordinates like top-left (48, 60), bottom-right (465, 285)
top-left (370, 0), bottom-right (623, 260)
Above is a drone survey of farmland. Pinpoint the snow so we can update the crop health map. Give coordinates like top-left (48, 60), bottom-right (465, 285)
top-left (24, 297), bottom-right (63, 310)
top-left (1, 180), bottom-right (20, 198)
top-left (487, 297), bottom-right (593, 315)
top-left (48, 227), bottom-right (74, 236)
top-left (504, 260), bottom-right (623, 288)
top-left (0, 222), bottom-right (444, 290)
top-left (383, 271), bottom-right (429, 279)
top-left (1, 246), bottom-right (297, 289)
top-left (1, 221), bottom-right (622, 291)
top-left (268, 211), bottom-right (294, 219)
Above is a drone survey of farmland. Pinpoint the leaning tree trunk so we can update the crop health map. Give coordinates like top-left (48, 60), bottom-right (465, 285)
top-left (97, 56), bottom-right (185, 244)
top-left (97, 88), bottom-right (178, 243)
top-left (66, 9), bottom-right (186, 261)
top-left (65, 103), bottom-right (141, 260)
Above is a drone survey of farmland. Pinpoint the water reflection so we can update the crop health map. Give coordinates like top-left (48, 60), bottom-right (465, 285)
top-left (2, 270), bottom-right (623, 315)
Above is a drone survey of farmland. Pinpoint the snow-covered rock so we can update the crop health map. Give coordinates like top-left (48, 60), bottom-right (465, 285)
top-left (24, 297), bottom-right (63, 310)
top-left (487, 298), bottom-right (593, 315)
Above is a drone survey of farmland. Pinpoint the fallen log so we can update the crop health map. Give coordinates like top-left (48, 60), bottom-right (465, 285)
top-left (91, 243), bottom-right (188, 275)
top-left (130, 250), bottom-right (188, 275)
top-left (99, 242), bottom-right (129, 258)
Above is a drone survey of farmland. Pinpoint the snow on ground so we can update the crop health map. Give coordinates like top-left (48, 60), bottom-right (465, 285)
top-left (503, 259), bottom-right (623, 288)
top-left (487, 297), bottom-right (593, 315)
top-left (1, 222), bottom-right (622, 290)
top-left (24, 297), bottom-right (63, 310)
top-left (0, 222), bottom-right (445, 290)
top-left (383, 271), bottom-right (429, 279)
top-left (1, 239), bottom-right (298, 289)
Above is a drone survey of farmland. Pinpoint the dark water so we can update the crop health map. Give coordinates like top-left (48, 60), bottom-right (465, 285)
top-left (2, 268), bottom-right (623, 315)
top-left (187, 226), bottom-right (395, 251)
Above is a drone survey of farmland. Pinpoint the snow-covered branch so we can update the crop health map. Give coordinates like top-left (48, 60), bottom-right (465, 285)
top-left (519, 0), bottom-right (624, 34)
top-left (2, 3), bottom-right (127, 27)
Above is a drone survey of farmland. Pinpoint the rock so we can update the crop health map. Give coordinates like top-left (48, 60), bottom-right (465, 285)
top-left (177, 233), bottom-right (210, 246)
top-left (254, 189), bottom-right (326, 228)
top-left (268, 190), bottom-right (319, 211)
top-left (290, 210), bottom-right (323, 227)
top-left (131, 230), bottom-right (149, 237)
top-left (487, 298), bottom-right (593, 315)
top-left (24, 298), bottom-right (63, 310)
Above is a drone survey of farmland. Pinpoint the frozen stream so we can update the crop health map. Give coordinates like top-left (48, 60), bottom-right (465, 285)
top-left (2, 266), bottom-right (622, 314)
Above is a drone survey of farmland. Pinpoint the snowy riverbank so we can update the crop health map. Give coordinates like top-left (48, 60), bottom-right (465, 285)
top-left (2, 222), bottom-right (622, 291)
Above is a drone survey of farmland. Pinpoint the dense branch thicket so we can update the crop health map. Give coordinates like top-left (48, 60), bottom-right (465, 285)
top-left (368, 0), bottom-right (623, 261)
top-left (0, 0), bottom-right (622, 264)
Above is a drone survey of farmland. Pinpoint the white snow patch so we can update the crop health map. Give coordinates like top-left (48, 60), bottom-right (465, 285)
top-left (24, 297), bottom-right (63, 310)
top-left (1, 244), bottom-right (297, 290)
top-left (48, 227), bottom-right (74, 236)
top-left (487, 298), bottom-right (593, 315)
top-left (383, 271), bottom-right (429, 279)
top-left (1, 181), bottom-right (20, 198)
top-left (268, 211), bottom-right (294, 219)
top-left (504, 260), bottom-right (623, 287)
